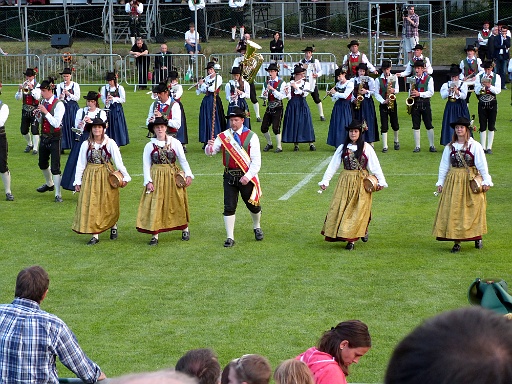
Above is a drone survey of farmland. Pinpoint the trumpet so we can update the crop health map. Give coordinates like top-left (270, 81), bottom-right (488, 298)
top-left (405, 77), bottom-right (417, 115)
top-left (22, 80), bottom-right (32, 95)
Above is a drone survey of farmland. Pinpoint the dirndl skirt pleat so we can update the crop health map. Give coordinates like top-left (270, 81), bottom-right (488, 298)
top-left (136, 164), bottom-right (190, 234)
top-left (327, 98), bottom-right (352, 147)
top-left (321, 169), bottom-right (372, 241)
top-left (198, 94), bottom-right (226, 143)
top-left (440, 100), bottom-right (470, 146)
top-left (433, 166), bottom-right (487, 241)
top-left (352, 97), bottom-right (379, 143)
top-left (282, 97), bottom-right (315, 143)
top-left (61, 101), bottom-right (79, 150)
top-left (176, 100), bottom-right (189, 145)
top-left (72, 163), bottom-right (120, 234)
top-left (61, 130), bottom-right (90, 191)
top-left (107, 103), bottom-right (130, 147)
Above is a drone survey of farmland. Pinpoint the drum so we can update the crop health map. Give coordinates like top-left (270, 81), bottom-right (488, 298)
top-left (175, 171), bottom-right (186, 188)
top-left (470, 174), bottom-right (484, 194)
top-left (363, 174), bottom-right (379, 193)
top-left (108, 170), bottom-right (124, 189)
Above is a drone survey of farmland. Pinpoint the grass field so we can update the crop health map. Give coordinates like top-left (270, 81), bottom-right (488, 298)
top-left (0, 80), bottom-right (511, 383)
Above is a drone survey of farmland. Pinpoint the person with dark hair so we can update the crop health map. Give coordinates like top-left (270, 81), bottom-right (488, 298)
top-left (101, 71), bottom-right (130, 147)
top-left (175, 348), bottom-right (221, 384)
top-left (493, 24), bottom-right (510, 89)
top-left (326, 66), bottom-right (354, 148)
top-left (0, 95), bottom-right (13, 201)
top-left (298, 46), bottom-right (325, 121)
top-left (130, 37), bottom-right (150, 91)
top-left (402, 5), bottom-right (419, 62)
top-left (56, 67), bottom-right (80, 152)
top-left (341, 40), bottom-right (378, 77)
top-left (15, 67), bottom-right (40, 154)
top-left (384, 307), bottom-right (512, 384)
top-left (319, 120), bottom-right (387, 251)
top-left (433, 116), bottom-right (492, 253)
top-left (228, 354), bottom-right (271, 384)
top-left (0, 266), bottom-right (107, 383)
top-left (297, 320), bottom-right (371, 383)
top-left (478, 21), bottom-right (491, 61)
top-left (269, 31), bottom-right (284, 63)
top-left (274, 360), bottom-right (314, 384)
top-left (146, 82), bottom-right (181, 138)
top-left (459, 45), bottom-right (482, 104)
top-left (225, 66), bottom-right (251, 129)
top-left (351, 63), bottom-right (379, 145)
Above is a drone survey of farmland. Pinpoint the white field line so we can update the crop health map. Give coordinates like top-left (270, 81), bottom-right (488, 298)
top-left (130, 172), bottom-right (437, 177)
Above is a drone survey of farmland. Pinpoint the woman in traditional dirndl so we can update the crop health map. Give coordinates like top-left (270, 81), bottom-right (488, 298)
top-left (439, 64), bottom-right (470, 146)
top-left (168, 71), bottom-right (189, 152)
top-left (225, 66), bottom-right (251, 129)
top-left (61, 91), bottom-right (107, 191)
top-left (56, 67), bottom-right (80, 151)
top-left (433, 116), bottom-right (492, 253)
top-left (327, 67), bottom-right (354, 148)
top-left (319, 120), bottom-right (387, 251)
top-left (351, 63), bottom-right (379, 144)
top-left (101, 71), bottom-right (129, 147)
top-left (136, 116), bottom-right (193, 246)
top-left (72, 118), bottom-right (131, 245)
top-left (282, 65), bottom-right (316, 151)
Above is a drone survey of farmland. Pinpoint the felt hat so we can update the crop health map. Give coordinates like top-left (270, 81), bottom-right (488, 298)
top-left (152, 82), bottom-right (169, 93)
top-left (449, 116), bottom-right (471, 129)
top-left (380, 60), bottom-right (392, 69)
top-left (347, 40), bottom-right (360, 48)
top-left (292, 65), bottom-right (306, 74)
top-left (38, 78), bottom-right (54, 90)
top-left (84, 117), bottom-right (107, 132)
top-left (413, 60), bottom-right (425, 68)
top-left (265, 63), bottom-right (279, 72)
top-left (24, 68), bottom-right (36, 77)
top-left (347, 119), bottom-right (364, 131)
top-left (168, 70), bottom-right (179, 80)
top-left (334, 66), bottom-right (348, 77)
top-left (59, 67), bottom-right (73, 75)
top-left (83, 90), bottom-right (100, 100)
top-left (447, 64), bottom-right (462, 76)
top-left (147, 116), bottom-right (168, 133)
top-left (105, 71), bottom-right (116, 81)
top-left (356, 62), bottom-right (368, 72)
top-left (225, 106), bottom-right (246, 119)
top-left (413, 44), bottom-right (424, 50)
top-left (302, 46), bottom-right (314, 52)
top-left (465, 44), bottom-right (476, 52)
top-left (230, 66), bottom-right (242, 75)
top-left (205, 61), bottom-right (216, 70)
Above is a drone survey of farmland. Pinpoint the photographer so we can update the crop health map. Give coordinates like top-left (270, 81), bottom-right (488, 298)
top-left (402, 5), bottom-right (419, 62)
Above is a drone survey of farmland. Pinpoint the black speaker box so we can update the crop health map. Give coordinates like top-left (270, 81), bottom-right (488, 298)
top-left (51, 34), bottom-right (73, 49)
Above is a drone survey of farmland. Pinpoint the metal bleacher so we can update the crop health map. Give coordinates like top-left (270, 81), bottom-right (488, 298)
top-left (376, 39), bottom-right (404, 66)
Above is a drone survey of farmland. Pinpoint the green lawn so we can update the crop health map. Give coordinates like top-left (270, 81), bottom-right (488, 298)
top-left (0, 81), bottom-right (511, 383)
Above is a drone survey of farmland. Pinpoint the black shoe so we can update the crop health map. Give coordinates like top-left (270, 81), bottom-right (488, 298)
top-left (413, 147), bottom-right (421, 153)
top-left (320, 116), bottom-right (326, 121)
top-left (275, 148), bottom-right (283, 153)
top-left (110, 228), bottom-right (118, 240)
top-left (256, 117), bottom-right (262, 122)
top-left (345, 242), bottom-right (355, 251)
top-left (263, 144), bottom-right (273, 152)
top-left (201, 143), bottom-right (206, 150)
top-left (37, 184), bottom-right (54, 193)
top-left (475, 239), bottom-right (483, 249)
top-left (182, 231), bottom-right (190, 241)
top-left (87, 237), bottom-right (99, 246)
top-left (254, 228), bottom-right (264, 241)
top-left (382, 147), bottom-right (388, 153)
top-left (293, 145), bottom-right (299, 151)
top-left (429, 146), bottom-right (437, 153)
top-left (230, 38), bottom-right (235, 42)
top-left (5, 193), bottom-right (14, 201)
top-left (24, 145), bottom-right (33, 153)
top-left (450, 243), bottom-right (461, 253)
top-left (149, 237), bottom-right (158, 246)
top-left (394, 142), bottom-right (400, 150)
top-left (361, 232), bottom-right (369, 242)
top-left (32, 150), bottom-right (38, 155)
top-left (54, 195), bottom-right (63, 203)
top-left (183, 146), bottom-right (187, 153)
top-left (486, 149), bottom-right (493, 154)
top-left (224, 238), bottom-right (235, 247)
top-left (309, 144), bottom-right (316, 151)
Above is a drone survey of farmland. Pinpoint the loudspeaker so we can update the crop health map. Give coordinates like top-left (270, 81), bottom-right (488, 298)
top-left (155, 34), bottom-right (166, 44)
top-left (51, 34), bottom-right (73, 49)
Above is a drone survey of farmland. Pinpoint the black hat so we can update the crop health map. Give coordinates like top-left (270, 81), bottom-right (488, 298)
top-left (449, 117), bottom-right (471, 129)
top-left (38, 78), bottom-right (54, 90)
top-left (448, 64), bottom-right (462, 77)
top-left (236, 44), bottom-right (247, 53)
top-left (225, 107), bottom-right (246, 119)
top-left (356, 62), bottom-right (368, 72)
top-left (147, 116), bottom-right (168, 133)
top-left (105, 72), bottom-right (116, 81)
top-left (59, 67), bottom-right (73, 75)
top-left (302, 46), bottom-right (314, 52)
top-left (413, 60), bottom-right (425, 68)
top-left (24, 68), bottom-right (36, 77)
top-left (230, 66), bottom-right (242, 75)
top-left (265, 63), bottom-right (279, 72)
top-left (84, 117), bottom-right (107, 132)
top-left (205, 61), bottom-right (216, 70)
top-left (465, 45), bottom-right (476, 52)
top-left (482, 60), bottom-right (493, 69)
top-left (413, 44), bottom-right (424, 50)
top-left (347, 40), bottom-right (360, 48)
top-left (335, 67), bottom-right (348, 77)
top-left (347, 119), bottom-right (363, 131)
top-left (83, 91), bottom-right (100, 100)
top-left (152, 82), bottom-right (169, 93)
top-left (292, 65), bottom-right (306, 74)
top-left (380, 60), bottom-right (392, 69)
top-left (168, 70), bottom-right (178, 80)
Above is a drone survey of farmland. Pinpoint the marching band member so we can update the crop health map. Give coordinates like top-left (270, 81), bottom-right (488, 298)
top-left (477, 21), bottom-right (491, 61)
top-left (260, 62), bottom-right (287, 153)
top-left (282, 65), bottom-right (316, 152)
top-left (146, 82), bottom-right (181, 139)
top-left (0, 93), bottom-right (13, 201)
top-left (168, 71), bottom-right (189, 152)
top-left (125, 0), bottom-right (143, 46)
top-left (440, 64), bottom-right (470, 146)
top-left (299, 46), bottom-right (325, 121)
top-left (228, 0), bottom-right (246, 42)
top-left (351, 63), bottom-right (379, 145)
top-left (100, 71), bottom-right (129, 147)
top-left (396, 44), bottom-right (433, 77)
top-left (326, 66), bottom-right (354, 148)
top-left (374, 60), bottom-right (400, 152)
top-left (341, 40), bottom-right (378, 77)
top-left (225, 66), bottom-right (251, 128)
top-left (474, 60), bottom-right (501, 154)
top-left (15, 68), bottom-right (40, 154)
top-left (56, 67), bottom-right (80, 151)
top-left (459, 45), bottom-right (482, 104)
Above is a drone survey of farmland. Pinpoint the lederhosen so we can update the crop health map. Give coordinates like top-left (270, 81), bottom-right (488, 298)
top-left (301, 58), bottom-right (321, 103)
top-left (377, 76), bottom-right (399, 133)
top-left (20, 82), bottom-right (40, 136)
top-left (128, 3), bottom-right (140, 38)
top-left (0, 102), bottom-right (8, 174)
top-left (222, 129), bottom-right (260, 216)
top-left (477, 74), bottom-right (497, 132)
top-left (463, 59), bottom-right (478, 103)
top-left (411, 74), bottom-right (434, 130)
top-left (261, 78), bottom-right (284, 135)
top-left (38, 98), bottom-right (62, 175)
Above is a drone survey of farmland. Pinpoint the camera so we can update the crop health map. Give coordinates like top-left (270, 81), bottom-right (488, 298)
top-left (402, 6), bottom-right (408, 18)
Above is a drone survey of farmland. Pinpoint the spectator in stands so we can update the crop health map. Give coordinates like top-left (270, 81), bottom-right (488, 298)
top-left (0, 266), bottom-right (107, 383)
top-left (297, 320), bottom-right (371, 382)
top-left (154, 44), bottom-right (173, 85)
top-left (477, 21), bottom-right (491, 61)
top-left (493, 24), bottom-right (510, 89)
top-left (402, 5), bottom-right (419, 62)
top-left (185, 22), bottom-right (201, 79)
top-left (228, 354), bottom-right (271, 384)
top-left (487, 25), bottom-right (499, 59)
top-left (274, 360), bottom-right (314, 384)
top-left (270, 31), bottom-right (284, 63)
top-left (130, 37), bottom-right (150, 91)
top-left (175, 348), bottom-right (221, 384)
top-left (384, 307), bottom-right (512, 384)
top-left (126, 0), bottom-right (143, 46)
top-left (229, 0), bottom-right (246, 42)
top-left (0, 92), bottom-right (13, 201)
top-left (110, 370), bottom-right (198, 384)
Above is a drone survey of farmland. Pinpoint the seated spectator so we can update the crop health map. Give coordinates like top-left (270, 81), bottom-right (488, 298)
top-left (185, 22), bottom-right (202, 55)
top-left (110, 370), bottom-right (198, 384)
top-left (228, 354), bottom-right (272, 384)
top-left (274, 360), bottom-right (314, 384)
top-left (384, 307), bottom-right (512, 384)
top-left (175, 348), bottom-right (221, 384)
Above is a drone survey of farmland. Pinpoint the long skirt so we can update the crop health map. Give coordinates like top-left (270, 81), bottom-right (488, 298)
top-left (72, 164), bottom-right (120, 234)
top-left (352, 97), bottom-right (379, 143)
top-left (107, 103), bottom-right (130, 147)
top-left (198, 94), bottom-right (226, 143)
top-left (321, 169), bottom-right (372, 241)
top-left (176, 100), bottom-right (189, 145)
top-left (228, 98), bottom-right (251, 130)
top-left (433, 167), bottom-right (487, 241)
top-left (61, 101), bottom-right (79, 150)
top-left (136, 164), bottom-right (190, 234)
top-left (327, 98), bottom-right (352, 148)
top-left (282, 97), bottom-right (315, 143)
top-left (61, 130), bottom-right (90, 191)
top-left (440, 99), bottom-right (470, 146)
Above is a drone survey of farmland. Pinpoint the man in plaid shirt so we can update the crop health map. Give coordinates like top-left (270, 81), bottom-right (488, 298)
top-left (402, 6), bottom-right (419, 62)
top-left (0, 266), bottom-right (107, 383)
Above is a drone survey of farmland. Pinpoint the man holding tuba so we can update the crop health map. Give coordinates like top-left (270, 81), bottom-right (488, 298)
top-left (15, 68), bottom-right (40, 155)
top-left (374, 60), bottom-right (400, 152)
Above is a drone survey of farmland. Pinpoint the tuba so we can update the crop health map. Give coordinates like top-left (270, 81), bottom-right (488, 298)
top-left (240, 40), bottom-right (264, 84)
top-left (405, 76), bottom-right (416, 115)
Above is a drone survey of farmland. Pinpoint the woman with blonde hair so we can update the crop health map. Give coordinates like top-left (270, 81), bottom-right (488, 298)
top-left (274, 360), bottom-right (314, 384)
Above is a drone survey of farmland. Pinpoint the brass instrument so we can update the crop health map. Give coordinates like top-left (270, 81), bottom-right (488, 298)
top-left (355, 76), bottom-right (368, 110)
top-left (386, 75), bottom-right (396, 111)
top-left (240, 40), bottom-right (264, 84)
top-left (405, 76), bottom-right (416, 115)
top-left (448, 80), bottom-right (460, 98)
top-left (22, 80), bottom-right (32, 95)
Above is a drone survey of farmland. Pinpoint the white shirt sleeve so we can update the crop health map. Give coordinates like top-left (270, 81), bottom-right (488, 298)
top-left (42, 99), bottom-right (65, 128)
top-left (0, 103), bottom-right (9, 126)
top-left (314, 59), bottom-right (323, 77)
top-left (244, 132), bottom-right (261, 180)
top-left (74, 141), bottom-right (89, 186)
top-left (168, 102), bottom-right (181, 130)
top-left (331, 81), bottom-right (354, 101)
top-left (107, 138), bottom-right (131, 182)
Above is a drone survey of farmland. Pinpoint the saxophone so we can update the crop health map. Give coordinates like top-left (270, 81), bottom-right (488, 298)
top-left (386, 75), bottom-right (396, 111)
top-left (355, 76), bottom-right (367, 110)
top-left (405, 76), bottom-right (416, 115)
